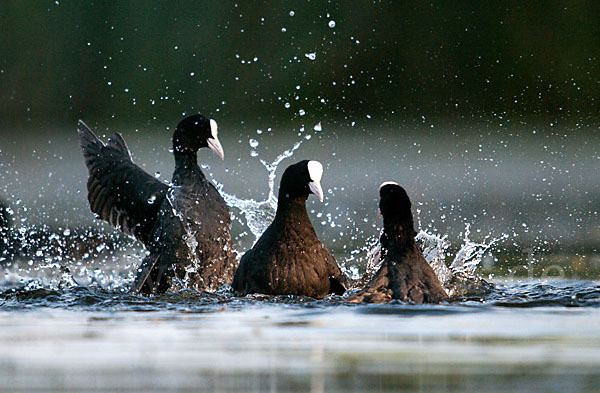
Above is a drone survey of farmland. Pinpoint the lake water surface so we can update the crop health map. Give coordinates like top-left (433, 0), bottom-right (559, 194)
top-left (1, 278), bottom-right (599, 392)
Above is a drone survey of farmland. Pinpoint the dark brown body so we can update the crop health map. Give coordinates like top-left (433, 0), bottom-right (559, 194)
top-left (349, 183), bottom-right (448, 304)
top-left (349, 242), bottom-right (448, 303)
top-left (232, 161), bottom-right (348, 299)
top-left (133, 162), bottom-right (238, 294)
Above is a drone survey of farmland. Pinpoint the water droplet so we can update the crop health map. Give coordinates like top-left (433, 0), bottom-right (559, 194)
top-left (154, 171), bottom-right (161, 178)
top-left (284, 102), bottom-right (291, 108)
top-left (304, 52), bottom-right (317, 61)
top-left (313, 122), bottom-right (322, 132)
top-left (147, 195), bottom-right (157, 205)
top-left (289, 10), bottom-right (295, 16)
top-left (63, 229), bottom-right (71, 237)
top-left (298, 109), bottom-right (306, 116)
top-left (249, 139), bottom-right (259, 148)
top-left (328, 20), bottom-right (336, 28)
top-left (190, 72), bottom-right (195, 77)
top-left (250, 150), bottom-right (258, 157)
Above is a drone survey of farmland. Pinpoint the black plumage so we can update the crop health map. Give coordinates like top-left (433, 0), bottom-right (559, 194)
top-left (232, 160), bottom-right (349, 299)
top-left (77, 114), bottom-right (237, 295)
top-left (349, 182), bottom-right (448, 304)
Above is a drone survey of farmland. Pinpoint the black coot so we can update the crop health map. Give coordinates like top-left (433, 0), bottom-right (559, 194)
top-left (232, 160), bottom-right (349, 299)
top-left (78, 114), bottom-right (237, 294)
top-left (349, 182), bottom-right (448, 303)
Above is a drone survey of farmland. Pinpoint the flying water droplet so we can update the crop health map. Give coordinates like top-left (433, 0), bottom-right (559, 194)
top-left (328, 20), bottom-right (336, 28)
top-left (249, 139), bottom-right (259, 148)
top-left (313, 122), bottom-right (322, 132)
top-left (304, 52), bottom-right (317, 61)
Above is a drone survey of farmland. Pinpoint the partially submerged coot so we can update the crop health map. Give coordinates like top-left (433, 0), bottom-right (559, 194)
top-left (349, 182), bottom-right (448, 304)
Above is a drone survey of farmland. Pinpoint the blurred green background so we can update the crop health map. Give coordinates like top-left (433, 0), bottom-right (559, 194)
top-left (0, 1), bottom-right (599, 276)
top-left (1, 1), bottom-right (599, 126)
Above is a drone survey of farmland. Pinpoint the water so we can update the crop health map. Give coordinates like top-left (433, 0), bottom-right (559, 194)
top-left (1, 123), bottom-right (599, 392)
top-left (0, 280), bottom-right (599, 392)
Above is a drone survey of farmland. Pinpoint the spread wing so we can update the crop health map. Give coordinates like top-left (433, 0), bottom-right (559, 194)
top-left (77, 120), bottom-right (168, 246)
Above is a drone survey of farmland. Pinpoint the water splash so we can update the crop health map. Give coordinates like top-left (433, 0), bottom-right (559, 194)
top-left (450, 224), bottom-right (508, 273)
top-left (361, 224), bottom-right (506, 296)
top-left (215, 127), bottom-right (317, 242)
top-left (0, 198), bottom-right (139, 291)
top-left (415, 230), bottom-right (452, 286)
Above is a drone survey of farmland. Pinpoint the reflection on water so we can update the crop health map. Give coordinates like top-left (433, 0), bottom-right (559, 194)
top-left (0, 281), bottom-right (599, 392)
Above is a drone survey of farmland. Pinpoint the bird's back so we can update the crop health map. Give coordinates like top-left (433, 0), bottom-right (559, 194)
top-left (350, 245), bottom-right (448, 303)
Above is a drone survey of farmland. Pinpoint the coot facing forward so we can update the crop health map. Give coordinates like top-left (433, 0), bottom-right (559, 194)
top-left (232, 160), bottom-right (349, 299)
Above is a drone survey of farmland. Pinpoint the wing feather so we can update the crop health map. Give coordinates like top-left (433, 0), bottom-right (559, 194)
top-left (77, 120), bottom-right (168, 246)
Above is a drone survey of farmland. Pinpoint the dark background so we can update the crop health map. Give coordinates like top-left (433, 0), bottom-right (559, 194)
top-left (0, 1), bottom-right (598, 274)
top-left (1, 1), bottom-right (598, 127)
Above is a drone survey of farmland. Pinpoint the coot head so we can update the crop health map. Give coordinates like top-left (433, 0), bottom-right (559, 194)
top-left (278, 160), bottom-right (324, 202)
top-left (379, 181), bottom-right (413, 225)
top-left (173, 114), bottom-right (224, 159)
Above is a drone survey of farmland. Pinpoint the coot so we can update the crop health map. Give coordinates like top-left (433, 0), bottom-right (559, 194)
top-left (348, 182), bottom-right (448, 303)
top-left (232, 160), bottom-right (349, 298)
top-left (78, 115), bottom-right (237, 294)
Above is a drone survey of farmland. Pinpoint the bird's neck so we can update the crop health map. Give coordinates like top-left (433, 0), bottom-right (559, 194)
top-left (172, 152), bottom-right (206, 186)
top-left (275, 195), bottom-right (310, 223)
top-left (380, 217), bottom-right (417, 254)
